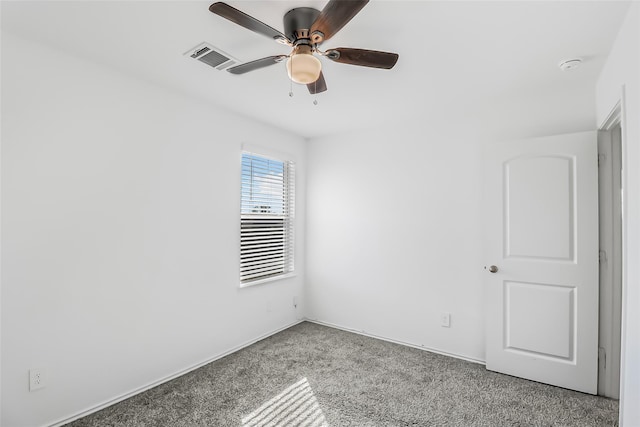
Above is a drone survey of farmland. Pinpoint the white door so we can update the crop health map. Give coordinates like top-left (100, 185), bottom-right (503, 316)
top-left (484, 131), bottom-right (599, 394)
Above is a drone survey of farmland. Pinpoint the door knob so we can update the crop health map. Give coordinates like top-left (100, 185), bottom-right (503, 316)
top-left (488, 265), bottom-right (499, 273)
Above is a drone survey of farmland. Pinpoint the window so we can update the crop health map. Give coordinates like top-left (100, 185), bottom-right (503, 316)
top-left (240, 152), bottom-right (295, 285)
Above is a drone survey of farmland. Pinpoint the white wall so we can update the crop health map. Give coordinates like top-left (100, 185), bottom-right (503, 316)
top-left (306, 124), bottom-right (485, 359)
top-left (1, 34), bottom-right (306, 427)
top-left (596, 3), bottom-right (640, 426)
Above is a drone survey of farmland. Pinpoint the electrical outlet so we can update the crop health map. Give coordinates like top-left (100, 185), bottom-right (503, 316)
top-left (29, 368), bottom-right (46, 391)
top-left (440, 312), bottom-right (451, 328)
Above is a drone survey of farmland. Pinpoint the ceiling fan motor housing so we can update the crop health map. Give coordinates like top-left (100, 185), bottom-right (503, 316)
top-left (283, 8), bottom-right (321, 42)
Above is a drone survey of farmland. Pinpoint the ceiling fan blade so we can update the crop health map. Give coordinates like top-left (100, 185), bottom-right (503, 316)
top-left (307, 72), bottom-right (327, 94)
top-left (209, 2), bottom-right (289, 43)
top-left (310, 0), bottom-right (369, 42)
top-left (326, 48), bottom-right (399, 69)
top-left (227, 56), bottom-right (287, 75)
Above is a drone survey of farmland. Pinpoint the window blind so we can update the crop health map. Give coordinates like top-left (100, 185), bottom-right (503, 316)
top-left (240, 152), bottom-right (295, 284)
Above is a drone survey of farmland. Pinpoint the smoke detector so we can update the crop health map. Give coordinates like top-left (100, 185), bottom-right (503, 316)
top-left (558, 58), bottom-right (582, 71)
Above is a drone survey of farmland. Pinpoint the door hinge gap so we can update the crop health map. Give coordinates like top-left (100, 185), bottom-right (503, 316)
top-left (598, 347), bottom-right (606, 369)
top-left (599, 250), bottom-right (607, 263)
top-left (598, 153), bottom-right (607, 167)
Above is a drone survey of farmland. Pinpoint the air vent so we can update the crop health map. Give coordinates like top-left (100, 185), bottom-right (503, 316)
top-left (185, 42), bottom-right (238, 71)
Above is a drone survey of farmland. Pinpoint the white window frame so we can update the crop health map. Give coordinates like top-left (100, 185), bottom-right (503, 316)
top-left (239, 149), bottom-right (295, 287)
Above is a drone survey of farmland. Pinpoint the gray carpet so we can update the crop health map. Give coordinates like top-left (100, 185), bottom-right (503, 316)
top-left (67, 322), bottom-right (618, 426)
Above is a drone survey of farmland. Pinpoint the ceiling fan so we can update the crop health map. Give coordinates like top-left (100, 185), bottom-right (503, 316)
top-left (209, 0), bottom-right (399, 94)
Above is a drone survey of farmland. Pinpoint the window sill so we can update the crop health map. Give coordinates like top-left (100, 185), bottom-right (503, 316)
top-left (239, 273), bottom-right (297, 289)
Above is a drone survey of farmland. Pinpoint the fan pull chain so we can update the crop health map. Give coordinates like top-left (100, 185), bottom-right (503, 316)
top-left (289, 57), bottom-right (294, 97)
top-left (313, 79), bottom-right (318, 105)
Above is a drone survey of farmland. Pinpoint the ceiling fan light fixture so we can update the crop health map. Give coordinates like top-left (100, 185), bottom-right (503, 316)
top-left (286, 53), bottom-right (322, 84)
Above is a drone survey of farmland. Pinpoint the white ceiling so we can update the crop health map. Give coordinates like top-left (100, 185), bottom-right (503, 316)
top-left (1, 0), bottom-right (631, 139)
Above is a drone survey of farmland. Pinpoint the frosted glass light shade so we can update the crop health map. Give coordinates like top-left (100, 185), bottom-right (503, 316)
top-left (286, 53), bottom-right (322, 84)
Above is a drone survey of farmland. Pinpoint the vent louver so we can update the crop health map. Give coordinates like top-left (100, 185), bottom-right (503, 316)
top-left (185, 42), bottom-right (238, 70)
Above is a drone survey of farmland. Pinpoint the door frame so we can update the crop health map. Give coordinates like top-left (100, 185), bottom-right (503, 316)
top-left (598, 87), bottom-right (629, 417)
top-left (597, 103), bottom-right (623, 398)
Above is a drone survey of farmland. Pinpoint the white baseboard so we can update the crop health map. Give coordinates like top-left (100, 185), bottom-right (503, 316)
top-left (47, 319), bottom-right (304, 427)
top-left (305, 318), bottom-right (486, 365)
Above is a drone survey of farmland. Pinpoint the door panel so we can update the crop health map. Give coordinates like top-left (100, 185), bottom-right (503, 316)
top-left (505, 155), bottom-right (574, 260)
top-left (485, 131), bottom-right (598, 394)
top-left (505, 281), bottom-right (574, 360)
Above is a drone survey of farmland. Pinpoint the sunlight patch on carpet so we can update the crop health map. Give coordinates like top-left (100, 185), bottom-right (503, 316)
top-left (242, 377), bottom-right (328, 427)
